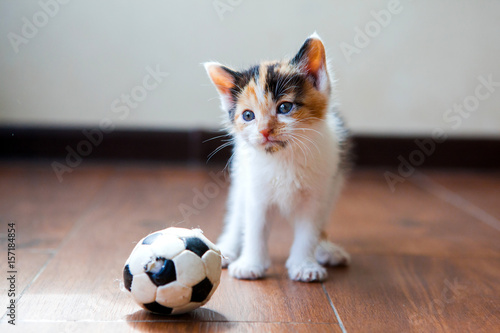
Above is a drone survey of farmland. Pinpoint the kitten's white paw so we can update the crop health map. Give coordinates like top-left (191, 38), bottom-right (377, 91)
top-left (315, 240), bottom-right (351, 266)
top-left (228, 258), bottom-right (267, 280)
top-left (287, 260), bottom-right (327, 282)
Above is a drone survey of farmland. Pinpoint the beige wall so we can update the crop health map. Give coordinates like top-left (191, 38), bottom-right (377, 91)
top-left (1, 0), bottom-right (499, 137)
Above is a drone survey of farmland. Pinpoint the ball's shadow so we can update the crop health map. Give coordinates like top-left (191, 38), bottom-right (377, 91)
top-left (126, 308), bottom-right (231, 332)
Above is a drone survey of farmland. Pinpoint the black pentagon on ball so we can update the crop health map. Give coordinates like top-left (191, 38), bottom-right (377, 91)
top-left (182, 237), bottom-right (209, 258)
top-left (190, 277), bottom-right (213, 302)
top-left (123, 264), bottom-right (133, 292)
top-left (143, 301), bottom-right (173, 315)
top-left (145, 257), bottom-right (176, 286)
top-left (142, 232), bottom-right (162, 245)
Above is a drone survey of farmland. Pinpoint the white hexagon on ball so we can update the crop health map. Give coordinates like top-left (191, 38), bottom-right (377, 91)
top-left (173, 250), bottom-right (206, 287)
top-left (202, 250), bottom-right (222, 284)
top-left (151, 234), bottom-right (185, 259)
top-left (130, 273), bottom-right (157, 304)
top-left (156, 281), bottom-right (192, 308)
top-left (123, 227), bottom-right (221, 315)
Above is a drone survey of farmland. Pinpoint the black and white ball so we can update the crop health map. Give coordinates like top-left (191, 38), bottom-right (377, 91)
top-left (123, 227), bottom-right (221, 315)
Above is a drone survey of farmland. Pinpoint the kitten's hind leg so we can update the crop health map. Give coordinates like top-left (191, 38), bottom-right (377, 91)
top-left (315, 233), bottom-right (351, 266)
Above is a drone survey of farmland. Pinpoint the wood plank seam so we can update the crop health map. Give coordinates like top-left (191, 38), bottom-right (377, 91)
top-left (322, 284), bottom-right (347, 333)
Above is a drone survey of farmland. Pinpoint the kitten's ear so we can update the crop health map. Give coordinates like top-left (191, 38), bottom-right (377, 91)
top-left (291, 33), bottom-right (330, 93)
top-left (204, 62), bottom-right (239, 110)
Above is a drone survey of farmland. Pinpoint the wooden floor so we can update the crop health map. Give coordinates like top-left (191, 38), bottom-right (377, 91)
top-left (0, 161), bottom-right (499, 332)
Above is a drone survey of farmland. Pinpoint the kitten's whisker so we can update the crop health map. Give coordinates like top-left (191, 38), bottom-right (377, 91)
top-left (281, 73), bottom-right (296, 90)
top-left (293, 133), bottom-right (321, 154)
top-left (203, 133), bottom-right (232, 143)
top-left (292, 127), bottom-right (325, 138)
top-left (281, 127), bottom-right (324, 145)
top-left (283, 126), bottom-right (321, 135)
top-left (292, 116), bottom-right (327, 125)
top-left (290, 133), bottom-right (313, 155)
top-left (224, 150), bottom-right (235, 172)
top-left (277, 86), bottom-right (299, 99)
top-left (277, 84), bottom-right (298, 94)
top-left (288, 136), bottom-right (308, 166)
top-left (207, 142), bottom-right (233, 163)
top-left (296, 138), bottom-right (310, 166)
top-left (297, 136), bottom-right (313, 157)
top-left (287, 139), bottom-right (295, 166)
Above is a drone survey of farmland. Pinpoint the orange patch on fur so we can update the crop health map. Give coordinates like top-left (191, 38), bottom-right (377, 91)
top-left (206, 64), bottom-right (235, 96)
top-left (304, 39), bottom-right (326, 77)
top-left (245, 81), bottom-right (256, 99)
top-left (292, 80), bottom-right (328, 124)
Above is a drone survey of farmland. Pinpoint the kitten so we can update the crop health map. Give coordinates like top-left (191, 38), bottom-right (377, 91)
top-left (204, 33), bottom-right (350, 282)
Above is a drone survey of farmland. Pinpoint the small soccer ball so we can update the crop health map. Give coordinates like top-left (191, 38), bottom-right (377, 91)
top-left (123, 227), bottom-right (222, 315)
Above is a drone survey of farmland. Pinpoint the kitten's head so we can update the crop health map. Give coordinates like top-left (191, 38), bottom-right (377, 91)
top-left (205, 33), bottom-right (331, 154)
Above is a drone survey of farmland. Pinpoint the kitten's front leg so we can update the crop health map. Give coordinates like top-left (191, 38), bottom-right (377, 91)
top-left (286, 203), bottom-right (328, 282)
top-left (228, 190), bottom-right (270, 280)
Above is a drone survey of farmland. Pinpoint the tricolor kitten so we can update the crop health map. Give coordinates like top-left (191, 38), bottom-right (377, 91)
top-left (204, 33), bottom-right (350, 282)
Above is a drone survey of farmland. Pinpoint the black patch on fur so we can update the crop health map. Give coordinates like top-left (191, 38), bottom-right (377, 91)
top-left (291, 38), bottom-right (312, 65)
top-left (182, 237), bottom-right (209, 258)
top-left (223, 65), bottom-right (259, 122)
top-left (265, 64), bottom-right (307, 102)
top-left (143, 301), bottom-right (173, 315)
top-left (290, 38), bottom-right (320, 89)
top-left (267, 63), bottom-right (278, 75)
top-left (190, 277), bottom-right (213, 302)
top-left (123, 264), bottom-right (133, 292)
top-left (228, 106), bottom-right (237, 121)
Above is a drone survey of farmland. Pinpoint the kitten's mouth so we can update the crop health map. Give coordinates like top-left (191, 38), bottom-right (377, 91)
top-left (263, 140), bottom-right (287, 153)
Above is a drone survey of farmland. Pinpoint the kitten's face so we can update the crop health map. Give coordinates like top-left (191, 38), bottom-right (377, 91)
top-left (206, 35), bottom-right (331, 154)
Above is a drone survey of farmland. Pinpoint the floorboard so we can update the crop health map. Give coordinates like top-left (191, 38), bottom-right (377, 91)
top-left (0, 162), bottom-right (499, 332)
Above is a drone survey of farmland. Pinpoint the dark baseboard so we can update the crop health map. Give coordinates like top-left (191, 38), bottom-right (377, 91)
top-left (1, 126), bottom-right (499, 168)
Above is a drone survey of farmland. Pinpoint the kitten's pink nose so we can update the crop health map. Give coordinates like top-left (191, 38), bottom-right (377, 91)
top-left (260, 129), bottom-right (271, 141)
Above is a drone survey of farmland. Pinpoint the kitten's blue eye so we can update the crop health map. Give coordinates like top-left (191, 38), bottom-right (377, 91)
top-left (242, 110), bottom-right (255, 122)
top-left (277, 102), bottom-right (294, 114)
